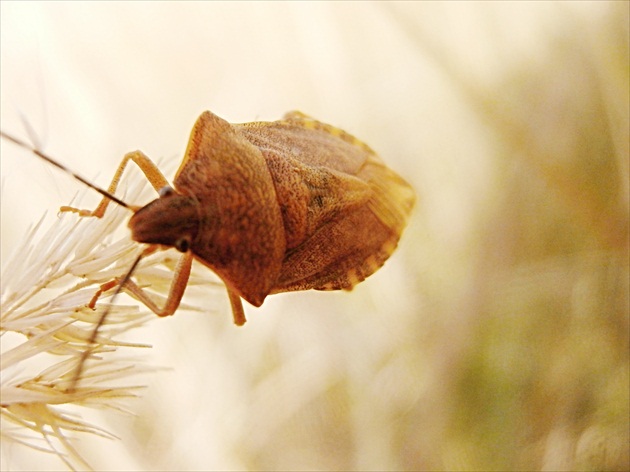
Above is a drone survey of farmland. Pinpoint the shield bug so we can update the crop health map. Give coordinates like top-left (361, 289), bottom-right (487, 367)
top-left (2, 110), bottom-right (415, 328)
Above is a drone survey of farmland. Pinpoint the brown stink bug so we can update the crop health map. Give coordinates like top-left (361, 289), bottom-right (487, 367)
top-left (2, 110), bottom-right (415, 327)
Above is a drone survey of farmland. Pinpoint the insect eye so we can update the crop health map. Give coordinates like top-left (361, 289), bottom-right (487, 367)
top-left (159, 186), bottom-right (176, 198)
top-left (174, 237), bottom-right (190, 253)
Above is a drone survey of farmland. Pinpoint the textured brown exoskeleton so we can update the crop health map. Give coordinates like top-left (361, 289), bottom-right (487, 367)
top-left (58, 110), bottom-right (416, 325)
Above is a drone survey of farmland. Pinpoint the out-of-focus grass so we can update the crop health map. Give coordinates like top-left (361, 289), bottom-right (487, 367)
top-left (390, 4), bottom-right (629, 470)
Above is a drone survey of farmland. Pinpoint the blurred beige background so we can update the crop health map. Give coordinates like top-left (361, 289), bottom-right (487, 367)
top-left (1, 2), bottom-right (628, 471)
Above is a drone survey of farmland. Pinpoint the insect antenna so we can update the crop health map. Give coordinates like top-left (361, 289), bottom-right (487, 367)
top-left (68, 251), bottom-right (145, 393)
top-left (1, 130), bottom-right (132, 211)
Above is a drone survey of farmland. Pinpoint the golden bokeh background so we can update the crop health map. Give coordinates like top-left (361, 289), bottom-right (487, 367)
top-left (1, 2), bottom-right (628, 471)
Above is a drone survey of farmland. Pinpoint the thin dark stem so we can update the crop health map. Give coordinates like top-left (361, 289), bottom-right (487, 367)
top-left (67, 252), bottom-right (144, 392)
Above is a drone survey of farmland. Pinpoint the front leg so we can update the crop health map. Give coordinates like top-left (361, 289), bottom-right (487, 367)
top-left (121, 249), bottom-right (194, 317)
top-left (90, 250), bottom-right (248, 326)
top-left (61, 150), bottom-right (170, 217)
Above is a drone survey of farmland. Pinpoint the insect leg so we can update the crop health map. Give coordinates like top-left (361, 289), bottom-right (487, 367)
top-left (120, 249), bottom-right (193, 317)
top-left (61, 150), bottom-right (171, 217)
top-left (87, 279), bottom-right (119, 309)
top-left (227, 289), bottom-right (246, 326)
top-left (93, 250), bottom-right (248, 325)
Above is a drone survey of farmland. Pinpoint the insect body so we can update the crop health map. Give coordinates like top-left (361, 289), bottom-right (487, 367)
top-left (7, 111), bottom-right (416, 326)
